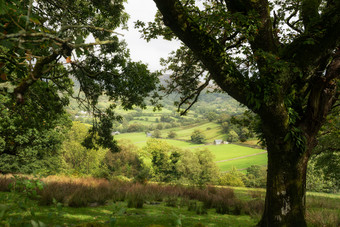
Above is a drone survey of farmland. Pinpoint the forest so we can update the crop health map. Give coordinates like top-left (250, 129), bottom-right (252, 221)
top-left (0, 0), bottom-right (339, 226)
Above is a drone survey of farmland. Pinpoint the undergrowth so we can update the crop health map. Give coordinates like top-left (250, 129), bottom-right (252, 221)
top-left (0, 174), bottom-right (339, 226)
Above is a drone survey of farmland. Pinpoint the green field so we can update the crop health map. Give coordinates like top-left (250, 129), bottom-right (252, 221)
top-left (217, 153), bottom-right (268, 172)
top-left (150, 122), bottom-right (225, 143)
top-left (115, 128), bottom-right (268, 172)
top-left (204, 144), bottom-right (265, 161)
top-left (115, 132), bottom-right (147, 144)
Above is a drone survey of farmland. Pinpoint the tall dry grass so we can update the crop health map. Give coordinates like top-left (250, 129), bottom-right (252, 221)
top-left (0, 174), bottom-right (244, 212)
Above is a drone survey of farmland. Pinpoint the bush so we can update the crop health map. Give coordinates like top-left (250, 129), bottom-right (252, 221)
top-left (104, 140), bottom-right (144, 178)
top-left (306, 161), bottom-right (337, 193)
top-left (167, 131), bottom-right (177, 139)
top-left (243, 165), bottom-right (267, 188)
top-left (153, 129), bottom-right (162, 138)
top-left (191, 130), bottom-right (206, 144)
top-left (127, 123), bottom-right (145, 132)
top-left (226, 130), bottom-right (238, 142)
top-left (218, 172), bottom-right (245, 187)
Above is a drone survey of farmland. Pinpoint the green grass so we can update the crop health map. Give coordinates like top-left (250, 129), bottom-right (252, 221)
top-left (205, 144), bottom-right (265, 161)
top-left (0, 192), bottom-right (257, 227)
top-left (115, 132), bottom-right (147, 143)
top-left (160, 139), bottom-right (202, 148)
top-left (160, 122), bottom-right (224, 143)
top-left (217, 153), bottom-right (268, 172)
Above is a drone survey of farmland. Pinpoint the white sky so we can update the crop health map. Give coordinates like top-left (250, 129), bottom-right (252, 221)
top-left (120, 0), bottom-right (181, 71)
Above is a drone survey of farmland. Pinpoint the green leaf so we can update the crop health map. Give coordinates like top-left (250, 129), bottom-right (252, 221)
top-left (0, 40), bottom-right (14, 50)
top-left (75, 48), bottom-right (83, 58)
top-left (75, 35), bottom-right (84, 45)
top-left (0, 0), bottom-right (7, 15)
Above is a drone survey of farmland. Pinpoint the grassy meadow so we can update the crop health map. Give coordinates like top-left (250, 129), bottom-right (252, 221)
top-left (0, 175), bottom-right (339, 227)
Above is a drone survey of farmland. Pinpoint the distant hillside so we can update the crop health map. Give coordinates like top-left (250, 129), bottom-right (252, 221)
top-left (65, 75), bottom-right (246, 120)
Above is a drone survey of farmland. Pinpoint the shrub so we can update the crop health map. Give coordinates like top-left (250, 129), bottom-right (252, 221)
top-left (153, 129), bottom-right (162, 138)
top-left (167, 131), bottom-right (177, 139)
top-left (218, 172), bottom-right (245, 187)
top-left (104, 140), bottom-right (144, 178)
top-left (243, 165), bottom-right (267, 188)
top-left (191, 130), bottom-right (206, 144)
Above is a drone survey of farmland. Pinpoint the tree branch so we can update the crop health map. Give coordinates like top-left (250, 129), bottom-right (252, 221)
top-left (303, 48), bottom-right (340, 138)
top-left (153, 0), bottom-right (250, 107)
top-left (282, 2), bottom-right (340, 72)
top-left (178, 76), bottom-right (211, 115)
top-left (60, 25), bottom-right (124, 36)
top-left (286, 10), bottom-right (303, 34)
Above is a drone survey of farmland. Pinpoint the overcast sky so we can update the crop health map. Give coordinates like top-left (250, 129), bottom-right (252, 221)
top-left (120, 0), bottom-right (181, 71)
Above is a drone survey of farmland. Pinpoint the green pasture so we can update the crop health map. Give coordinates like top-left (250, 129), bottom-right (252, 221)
top-left (205, 144), bottom-right (265, 161)
top-left (161, 139), bottom-right (202, 148)
top-left (0, 192), bottom-right (257, 227)
top-left (115, 132), bottom-right (147, 144)
top-left (129, 119), bottom-right (155, 125)
top-left (217, 153), bottom-right (268, 172)
top-left (161, 122), bottom-right (224, 142)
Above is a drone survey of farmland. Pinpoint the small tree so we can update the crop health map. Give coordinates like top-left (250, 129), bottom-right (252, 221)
top-left (153, 129), bottom-right (162, 138)
top-left (195, 149), bottom-right (219, 185)
top-left (226, 130), bottom-right (238, 143)
top-left (167, 131), bottom-right (177, 139)
top-left (191, 129), bottom-right (206, 144)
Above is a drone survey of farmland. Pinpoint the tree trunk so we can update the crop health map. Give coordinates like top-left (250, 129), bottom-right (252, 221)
top-left (258, 129), bottom-right (312, 227)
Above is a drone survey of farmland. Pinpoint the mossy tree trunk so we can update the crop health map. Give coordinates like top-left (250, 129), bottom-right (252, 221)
top-left (258, 127), bottom-right (311, 226)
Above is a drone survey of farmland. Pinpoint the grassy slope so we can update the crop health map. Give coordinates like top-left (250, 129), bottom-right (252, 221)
top-left (162, 122), bottom-right (224, 142)
top-left (217, 153), bottom-right (268, 172)
top-left (205, 144), bottom-right (264, 161)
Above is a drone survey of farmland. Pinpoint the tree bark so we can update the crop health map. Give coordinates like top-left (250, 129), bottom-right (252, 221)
top-left (258, 128), bottom-right (311, 226)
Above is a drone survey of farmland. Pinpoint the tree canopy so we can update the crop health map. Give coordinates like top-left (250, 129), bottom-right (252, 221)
top-left (141, 0), bottom-right (340, 226)
top-left (0, 0), bottom-right (159, 153)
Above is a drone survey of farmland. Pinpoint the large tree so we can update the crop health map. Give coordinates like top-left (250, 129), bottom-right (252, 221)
top-left (0, 0), bottom-right (159, 156)
top-left (143, 0), bottom-right (339, 226)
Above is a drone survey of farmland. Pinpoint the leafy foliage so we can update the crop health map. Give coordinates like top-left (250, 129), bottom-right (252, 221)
top-left (0, 0), bottom-right (159, 154)
top-left (143, 139), bottom-right (218, 185)
top-left (190, 129), bottom-right (206, 144)
top-left (61, 122), bottom-right (108, 176)
top-left (0, 89), bottom-right (71, 174)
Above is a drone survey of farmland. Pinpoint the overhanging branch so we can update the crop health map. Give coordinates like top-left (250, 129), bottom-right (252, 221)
top-left (153, 0), bottom-right (251, 106)
top-left (178, 75), bottom-right (212, 115)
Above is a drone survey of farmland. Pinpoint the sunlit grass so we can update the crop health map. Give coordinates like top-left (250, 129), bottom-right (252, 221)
top-left (205, 144), bottom-right (265, 161)
top-left (217, 153), bottom-right (267, 172)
